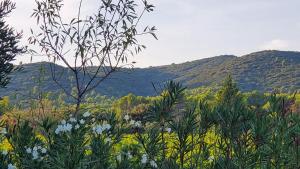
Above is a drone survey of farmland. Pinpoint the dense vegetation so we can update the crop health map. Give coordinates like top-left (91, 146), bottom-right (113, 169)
top-left (1, 77), bottom-right (300, 169)
top-left (1, 0), bottom-right (300, 168)
top-left (1, 50), bottom-right (300, 98)
top-left (0, 0), bottom-right (23, 88)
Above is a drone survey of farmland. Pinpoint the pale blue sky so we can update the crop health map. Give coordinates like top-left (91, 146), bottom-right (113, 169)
top-left (7, 0), bottom-right (300, 67)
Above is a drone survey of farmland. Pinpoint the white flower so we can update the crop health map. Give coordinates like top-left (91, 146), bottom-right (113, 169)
top-left (75, 124), bottom-right (80, 129)
top-left (124, 114), bottom-right (130, 121)
top-left (37, 146), bottom-right (42, 149)
top-left (150, 160), bottom-right (158, 168)
top-left (55, 122), bottom-right (73, 134)
top-left (69, 117), bottom-right (77, 123)
top-left (129, 119), bottom-right (135, 125)
top-left (65, 123), bottom-right (73, 132)
top-left (41, 148), bottom-right (47, 154)
top-left (55, 125), bottom-right (63, 134)
top-left (33, 146), bottom-right (38, 151)
top-left (61, 120), bottom-right (66, 125)
top-left (0, 128), bottom-right (7, 134)
top-left (91, 118), bottom-right (96, 122)
top-left (135, 121), bottom-right (142, 128)
top-left (93, 123), bottom-right (111, 135)
top-left (165, 128), bottom-right (172, 133)
top-left (8, 164), bottom-right (16, 169)
top-left (104, 137), bottom-right (112, 144)
top-left (127, 152), bottom-right (133, 159)
top-left (79, 119), bottom-right (85, 124)
top-left (2, 150), bottom-right (8, 156)
top-left (141, 154), bottom-right (148, 164)
top-left (117, 154), bottom-right (122, 162)
top-left (26, 148), bottom-right (32, 154)
top-left (32, 150), bottom-right (39, 160)
top-left (103, 123), bottom-right (111, 130)
top-left (93, 126), bottom-right (103, 135)
top-left (83, 112), bottom-right (91, 117)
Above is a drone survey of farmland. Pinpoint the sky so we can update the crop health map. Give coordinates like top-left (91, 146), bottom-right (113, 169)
top-left (7, 0), bottom-right (300, 68)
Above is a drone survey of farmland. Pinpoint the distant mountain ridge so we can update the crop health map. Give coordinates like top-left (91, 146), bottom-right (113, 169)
top-left (1, 50), bottom-right (300, 98)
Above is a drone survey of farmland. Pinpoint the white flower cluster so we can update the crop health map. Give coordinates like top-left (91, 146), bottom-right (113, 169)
top-left (92, 123), bottom-right (111, 135)
top-left (55, 120), bottom-right (73, 134)
top-left (124, 114), bottom-right (142, 128)
top-left (150, 160), bottom-right (158, 168)
top-left (141, 154), bottom-right (148, 164)
top-left (55, 113), bottom-right (90, 134)
top-left (124, 114), bottom-right (130, 121)
top-left (141, 154), bottom-right (157, 168)
top-left (104, 137), bottom-right (112, 144)
top-left (116, 151), bottom-right (133, 162)
top-left (83, 111), bottom-right (91, 118)
top-left (129, 119), bottom-right (142, 128)
top-left (8, 164), bottom-right (16, 169)
top-left (25, 145), bottom-right (47, 160)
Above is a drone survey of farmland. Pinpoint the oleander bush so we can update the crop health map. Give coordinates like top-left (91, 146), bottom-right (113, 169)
top-left (1, 78), bottom-right (300, 169)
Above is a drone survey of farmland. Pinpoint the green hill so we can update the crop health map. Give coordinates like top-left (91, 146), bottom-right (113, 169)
top-left (1, 50), bottom-right (300, 98)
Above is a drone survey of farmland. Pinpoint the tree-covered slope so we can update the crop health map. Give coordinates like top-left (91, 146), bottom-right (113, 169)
top-left (0, 50), bottom-right (299, 98)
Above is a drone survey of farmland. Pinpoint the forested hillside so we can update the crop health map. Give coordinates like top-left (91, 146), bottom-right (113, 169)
top-left (1, 50), bottom-right (299, 98)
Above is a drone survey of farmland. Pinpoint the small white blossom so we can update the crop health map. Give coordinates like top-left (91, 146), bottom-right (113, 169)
top-left (141, 154), bottom-right (148, 164)
top-left (79, 119), bottom-right (85, 124)
top-left (32, 150), bottom-right (39, 160)
top-left (26, 148), bottom-right (32, 154)
top-left (91, 118), bottom-right (96, 122)
top-left (93, 123), bottom-right (111, 135)
top-left (135, 121), bottom-right (142, 128)
top-left (8, 164), bottom-right (16, 169)
top-left (150, 160), bottom-right (158, 168)
top-left (69, 117), bottom-right (77, 123)
top-left (103, 123), bottom-right (111, 130)
top-left (129, 120), bottom-right (135, 125)
top-left (2, 150), bottom-right (8, 156)
top-left (41, 148), bottom-right (47, 154)
top-left (127, 152), bottom-right (133, 159)
top-left (61, 120), bottom-right (66, 125)
top-left (75, 124), bottom-right (80, 129)
top-left (33, 146), bottom-right (38, 151)
top-left (55, 122), bottom-right (73, 134)
top-left (93, 126), bottom-right (103, 135)
top-left (124, 114), bottom-right (130, 121)
top-left (165, 128), bottom-right (172, 133)
top-left (83, 112), bottom-right (91, 117)
top-left (104, 137), bottom-right (112, 144)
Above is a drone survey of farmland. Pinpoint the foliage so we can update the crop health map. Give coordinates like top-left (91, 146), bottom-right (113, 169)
top-left (1, 79), bottom-right (300, 169)
top-left (0, 0), bottom-right (24, 89)
top-left (1, 50), bottom-right (300, 98)
top-left (29, 0), bottom-right (156, 113)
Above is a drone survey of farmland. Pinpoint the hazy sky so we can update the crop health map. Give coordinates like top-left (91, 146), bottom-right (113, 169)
top-left (7, 0), bottom-right (300, 67)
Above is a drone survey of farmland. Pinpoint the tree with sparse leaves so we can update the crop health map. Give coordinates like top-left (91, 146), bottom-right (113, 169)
top-left (29, 0), bottom-right (156, 114)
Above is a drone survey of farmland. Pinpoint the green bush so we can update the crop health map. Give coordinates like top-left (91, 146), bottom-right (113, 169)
top-left (1, 80), bottom-right (300, 169)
